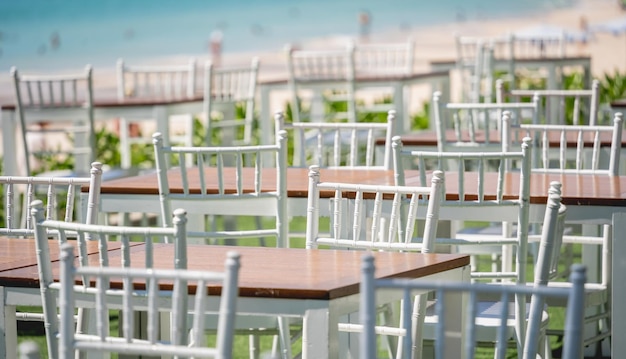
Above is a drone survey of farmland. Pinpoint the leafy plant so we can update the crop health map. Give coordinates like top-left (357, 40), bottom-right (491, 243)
top-left (598, 69), bottom-right (626, 103)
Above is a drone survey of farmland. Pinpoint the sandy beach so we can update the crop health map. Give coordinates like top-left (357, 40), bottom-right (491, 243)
top-left (1, 0), bottom-right (624, 106)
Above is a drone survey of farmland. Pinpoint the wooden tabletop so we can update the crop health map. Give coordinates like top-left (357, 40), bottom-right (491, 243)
top-left (0, 238), bottom-right (140, 287)
top-left (430, 56), bottom-right (591, 68)
top-left (89, 167), bottom-right (395, 197)
top-left (404, 171), bottom-right (626, 207)
top-left (376, 129), bottom-right (626, 147)
top-left (258, 70), bottom-right (450, 86)
top-left (115, 244), bottom-right (469, 300)
top-left (89, 167), bottom-right (626, 207)
top-left (611, 100), bottom-right (626, 109)
top-left (0, 240), bottom-right (469, 300)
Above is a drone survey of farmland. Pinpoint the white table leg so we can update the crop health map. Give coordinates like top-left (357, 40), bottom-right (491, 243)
top-left (302, 306), bottom-right (334, 359)
top-left (611, 212), bottom-right (626, 358)
top-left (1, 108), bottom-right (20, 176)
top-left (0, 287), bottom-right (18, 359)
top-left (259, 85), bottom-right (272, 146)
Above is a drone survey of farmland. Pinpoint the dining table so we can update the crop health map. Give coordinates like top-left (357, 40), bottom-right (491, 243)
top-left (429, 55), bottom-right (592, 93)
top-left (0, 238), bottom-right (470, 359)
top-left (83, 166), bottom-right (626, 357)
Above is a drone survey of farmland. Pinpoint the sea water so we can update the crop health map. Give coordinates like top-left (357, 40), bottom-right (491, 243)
top-left (0, 0), bottom-right (576, 72)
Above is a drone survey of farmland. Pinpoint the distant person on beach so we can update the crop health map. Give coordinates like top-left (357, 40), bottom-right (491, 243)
top-left (358, 10), bottom-right (371, 42)
top-left (210, 30), bottom-right (223, 67)
top-left (50, 31), bottom-right (60, 50)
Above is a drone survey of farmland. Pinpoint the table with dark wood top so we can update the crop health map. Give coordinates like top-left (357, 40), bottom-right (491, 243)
top-left (0, 239), bottom-right (470, 359)
top-left (429, 56), bottom-right (592, 91)
top-left (85, 166), bottom-right (626, 221)
top-left (376, 129), bottom-right (626, 149)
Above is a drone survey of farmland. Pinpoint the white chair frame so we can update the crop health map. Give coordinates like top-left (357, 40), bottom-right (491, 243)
top-left (503, 112), bottom-right (623, 176)
top-left (116, 58), bottom-right (197, 169)
top-left (57, 244), bottom-right (240, 359)
top-left (11, 65), bottom-right (96, 176)
top-left (305, 165), bottom-right (444, 358)
top-left (497, 78), bottom-right (601, 126)
top-left (152, 130), bottom-right (288, 247)
top-left (432, 91), bottom-right (539, 153)
top-left (203, 57), bottom-right (260, 146)
top-left (275, 110), bottom-right (395, 169)
top-left (32, 200), bottom-right (190, 359)
top-left (286, 44), bottom-right (357, 124)
top-left (360, 256), bottom-right (586, 359)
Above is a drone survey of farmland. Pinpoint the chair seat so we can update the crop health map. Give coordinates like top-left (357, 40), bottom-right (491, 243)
top-left (424, 300), bottom-right (549, 342)
top-left (543, 281), bottom-right (608, 307)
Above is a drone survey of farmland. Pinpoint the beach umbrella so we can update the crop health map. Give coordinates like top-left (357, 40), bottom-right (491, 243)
top-left (590, 16), bottom-right (626, 58)
top-left (590, 16), bottom-right (626, 35)
top-left (509, 24), bottom-right (590, 58)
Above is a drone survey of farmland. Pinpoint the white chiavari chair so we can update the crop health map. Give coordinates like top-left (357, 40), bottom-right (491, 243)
top-left (393, 137), bottom-right (539, 355)
top-left (286, 43), bottom-right (357, 124)
top-left (306, 165), bottom-right (444, 358)
top-left (503, 112), bottom-right (622, 354)
top-left (116, 58), bottom-right (197, 169)
top-left (0, 162), bottom-right (102, 352)
top-left (360, 260), bottom-right (585, 359)
top-left (153, 130), bottom-right (293, 358)
top-left (497, 78), bottom-right (601, 126)
top-left (11, 65), bottom-right (96, 177)
top-left (57, 244), bottom-right (240, 359)
top-left (275, 109), bottom-right (395, 169)
top-left (203, 57), bottom-right (260, 146)
top-left (32, 200), bottom-right (190, 359)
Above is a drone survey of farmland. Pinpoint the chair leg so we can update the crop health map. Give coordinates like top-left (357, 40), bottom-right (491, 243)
top-left (276, 316), bottom-right (293, 359)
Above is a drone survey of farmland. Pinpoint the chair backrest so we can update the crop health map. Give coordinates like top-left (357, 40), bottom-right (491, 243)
top-left (116, 58), bottom-right (197, 100)
top-left (497, 79), bottom-right (600, 126)
top-left (353, 39), bottom-right (414, 78)
top-left (511, 33), bottom-right (567, 59)
top-left (0, 162), bottom-right (102, 236)
top-left (31, 200), bottom-right (189, 359)
top-left (393, 136), bottom-right (532, 282)
top-left (11, 65), bottom-right (96, 176)
top-left (432, 91), bottom-right (539, 152)
top-left (275, 110), bottom-right (395, 169)
top-left (360, 255), bottom-right (586, 359)
top-left (153, 130), bottom-right (288, 247)
top-left (203, 57), bottom-right (260, 146)
top-left (454, 35), bottom-right (512, 103)
top-left (503, 112), bottom-right (623, 176)
top-left (57, 243), bottom-right (239, 359)
top-left (305, 166), bottom-right (443, 252)
top-left (286, 43), bottom-right (357, 123)
top-left (455, 36), bottom-right (489, 103)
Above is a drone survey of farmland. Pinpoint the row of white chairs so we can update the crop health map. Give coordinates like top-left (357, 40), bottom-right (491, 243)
top-left (4, 108), bottom-right (621, 355)
top-left (10, 38), bottom-right (415, 178)
top-left (455, 33), bottom-right (581, 103)
top-left (10, 57), bottom-right (260, 176)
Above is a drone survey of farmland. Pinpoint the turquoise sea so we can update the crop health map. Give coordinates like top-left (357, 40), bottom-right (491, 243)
top-left (0, 0), bottom-right (577, 72)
